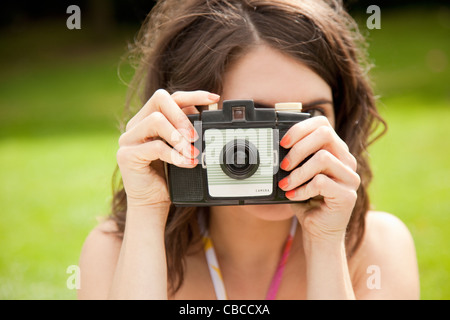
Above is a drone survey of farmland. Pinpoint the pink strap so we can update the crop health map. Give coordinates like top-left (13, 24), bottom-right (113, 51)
top-left (265, 219), bottom-right (297, 300)
top-left (201, 217), bottom-right (297, 300)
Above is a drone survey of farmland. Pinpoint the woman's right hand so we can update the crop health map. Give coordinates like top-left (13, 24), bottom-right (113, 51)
top-left (116, 89), bottom-right (220, 212)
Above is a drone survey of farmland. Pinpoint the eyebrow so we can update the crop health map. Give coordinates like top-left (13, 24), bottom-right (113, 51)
top-left (302, 99), bottom-right (334, 108)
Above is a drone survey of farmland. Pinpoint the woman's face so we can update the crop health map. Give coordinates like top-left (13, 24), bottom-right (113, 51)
top-left (218, 44), bottom-right (334, 221)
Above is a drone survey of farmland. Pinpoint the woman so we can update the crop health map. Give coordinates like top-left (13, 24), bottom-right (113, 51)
top-left (78, 0), bottom-right (420, 299)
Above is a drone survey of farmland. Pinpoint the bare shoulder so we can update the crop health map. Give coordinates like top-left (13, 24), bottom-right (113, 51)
top-left (351, 211), bottom-right (420, 299)
top-left (365, 211), bottom-right (414, 246)
top-left (80, 219), bottom-right (123, 259)
top-left (77, 218), bottom-right (123, 300)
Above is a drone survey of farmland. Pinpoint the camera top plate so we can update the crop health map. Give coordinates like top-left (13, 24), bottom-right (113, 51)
top-left (188, 100), bottom-right (309, 127)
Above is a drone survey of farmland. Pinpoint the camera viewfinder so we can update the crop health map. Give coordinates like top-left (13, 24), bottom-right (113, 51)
top-left (232, 106), bottom-right (246, 121)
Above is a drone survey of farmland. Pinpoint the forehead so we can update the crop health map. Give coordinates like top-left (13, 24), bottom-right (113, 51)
top-left (221, 45), bottom-right (332, 105)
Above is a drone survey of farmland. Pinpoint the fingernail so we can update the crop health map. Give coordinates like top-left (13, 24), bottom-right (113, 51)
top-left (286, 190), bottom-right (296, 198)
top-left (208, 93), bottom-right (220, 101)
top-left (191, 145), bottom-right (199, 158)
top-left (280, 158), bottom-right (290, 171)
top-left (280, 134), bottom-right (290, 148)
top-left (278, 177), bottom-right (289, 189)
top-left (190, 128), bottom-right (198, 141)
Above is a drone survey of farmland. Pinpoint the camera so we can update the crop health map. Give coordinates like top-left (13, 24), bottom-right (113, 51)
top-left (165, 100), bottom-right (310, 206)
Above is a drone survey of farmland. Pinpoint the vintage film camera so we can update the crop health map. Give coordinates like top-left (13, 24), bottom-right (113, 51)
top-left (166, 100), bottom-right (310, 206)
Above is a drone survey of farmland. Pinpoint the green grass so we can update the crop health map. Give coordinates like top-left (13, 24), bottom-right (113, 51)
top-left (359, 7), bottom-right (450, 299)
top-left (0, 22), bottom-right (130, 299)
top-left (1, 6), bottom-right (449, 299)
top-left (0, 135), bottom-right (117, 299)
top-left (369, 100), bottom-right (450, 300)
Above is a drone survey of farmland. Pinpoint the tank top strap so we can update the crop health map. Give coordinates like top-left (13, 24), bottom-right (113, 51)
top-left (265, 218), bottom-right (297, 300)
top-left (199, 216), bottom-right (297, 300)
top-left (200, 224), bottom-right (228, 299)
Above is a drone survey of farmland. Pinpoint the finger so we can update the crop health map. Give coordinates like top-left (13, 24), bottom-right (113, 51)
top-left (125, 89), bottom-right (193, 141)
top-left (117, 140), bottom-right (198, 170)
top-left (278, 150), bottom-right (361, 191)
top-left (280, 116), bottom-right (352, 165)
top-left (182, 106), bottom-right (201, 115)
top-left (280, 116), bottom-right (334, 149)
top-left (119, 111), bottom-right (198, 159)
top-left (280, 124), bottom-right (357, 172)
top-left (171, 90), bottom-right (220, 108)
top-left (285, 174), bottom-right (357, 207)
top-left (126, 90), bottom-right (220, 139)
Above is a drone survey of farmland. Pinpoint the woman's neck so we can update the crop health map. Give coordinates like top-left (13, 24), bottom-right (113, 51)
top-left (208, 205), bottom-right (295, 272)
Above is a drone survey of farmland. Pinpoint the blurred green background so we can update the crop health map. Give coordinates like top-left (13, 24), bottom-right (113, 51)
top-left (0, 2), bottom-right (449, 299)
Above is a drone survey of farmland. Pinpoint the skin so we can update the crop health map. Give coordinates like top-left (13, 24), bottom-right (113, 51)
top-left (78, 45), bottom-right (420, 300)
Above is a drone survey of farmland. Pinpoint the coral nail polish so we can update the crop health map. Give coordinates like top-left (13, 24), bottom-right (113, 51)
top-left (208, 93), bottom-right (221, 101)
top-left (278, 177), bottom-right (289, 189)
top-left (280, 158), bottom-right (290, 171)
top-left (190, 128), bottom-right (198, 140)
top-left (191, 145), bottom-right (199, 158)
top-left (280, 134), bottom-right (291, 148)
top-left (286, 190), bottom-right (296, 198)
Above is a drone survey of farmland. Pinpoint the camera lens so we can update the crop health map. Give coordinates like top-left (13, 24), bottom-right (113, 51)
top-left (220, 139), bottom-right (260, 180)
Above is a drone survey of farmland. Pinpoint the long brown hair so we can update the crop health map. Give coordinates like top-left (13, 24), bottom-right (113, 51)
top-left (110, 0), bottom-right (387, 294)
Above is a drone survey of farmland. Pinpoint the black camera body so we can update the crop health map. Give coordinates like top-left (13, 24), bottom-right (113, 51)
top-left (166, 100), bottom-right (310, 207)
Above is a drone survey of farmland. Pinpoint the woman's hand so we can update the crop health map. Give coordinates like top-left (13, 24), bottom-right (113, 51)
top-left (278, 116), bottom-right (361, 245)
top-left (116, 89), bottom-right (220, 212)
top-left (111, 90), bottom-right (220, 300)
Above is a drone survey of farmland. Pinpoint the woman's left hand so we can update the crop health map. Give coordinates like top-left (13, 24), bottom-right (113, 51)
top-left (278, 116), bottom-right (361, 245)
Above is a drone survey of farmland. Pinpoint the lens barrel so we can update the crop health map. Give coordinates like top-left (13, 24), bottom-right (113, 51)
top-left (220, 139), bottom-right (260, 180)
